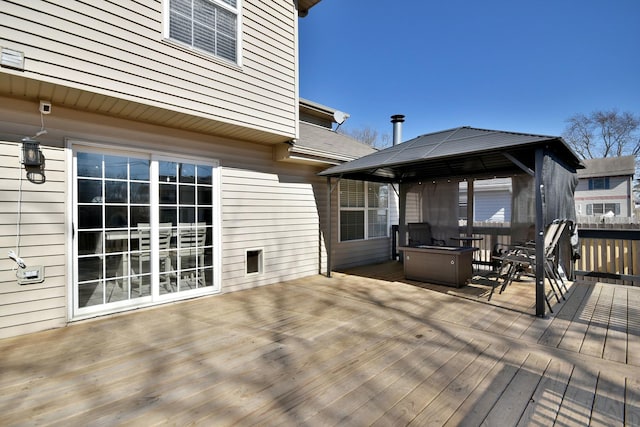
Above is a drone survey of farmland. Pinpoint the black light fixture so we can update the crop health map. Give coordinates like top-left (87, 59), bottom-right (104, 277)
top-left (21, 137), bottom-right (43, 167)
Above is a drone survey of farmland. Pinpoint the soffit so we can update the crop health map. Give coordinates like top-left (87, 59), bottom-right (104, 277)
top-left (0, 74), bottom-right (290, 144)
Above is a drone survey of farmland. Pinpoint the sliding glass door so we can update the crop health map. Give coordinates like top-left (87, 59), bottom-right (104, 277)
top-left (73, 146), bottom-right (219, 317)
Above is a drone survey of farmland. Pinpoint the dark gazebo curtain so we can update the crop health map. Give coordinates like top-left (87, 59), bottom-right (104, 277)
top-left (511, 152), bottom-right (578, 242)
top-left (511, 151), bottom-right (579, 278)
top-left (403, 180), bottom-right (459, 244)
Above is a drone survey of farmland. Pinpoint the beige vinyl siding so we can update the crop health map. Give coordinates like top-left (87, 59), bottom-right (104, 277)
top-left (329, 181), bottom-right (393, 270)
top-left (220, 169), bottom-right (326, 291)
top-left (0, 141), bottom-right (67, 339)
top-left (0, 0), bottom-right (298, 137)
top-left (0, 100), bottom-right (330, 337)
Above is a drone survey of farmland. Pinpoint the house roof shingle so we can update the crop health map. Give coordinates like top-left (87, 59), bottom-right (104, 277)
top-left (297, 122), bottom-right (375, 160)
top-left (577, 155), bottom-right (636, 179)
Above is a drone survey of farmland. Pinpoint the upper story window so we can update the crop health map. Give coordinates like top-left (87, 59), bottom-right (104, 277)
top-left (168, 0), bottom-right (239, 63)
top-left (588, 177), bottom-right (610, 190)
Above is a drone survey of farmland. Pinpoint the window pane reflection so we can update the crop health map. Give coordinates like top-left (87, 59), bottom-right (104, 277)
top-left (130, 182), bottom-right (149, 204)
top-left (77, 152), bottom-right (102, 178)
top-left (159, 161), bottom-right (177, 182)
top-left (180, 163), bottom-right (196, 183)
top-left (78, 205), bottom-right (102, 229)
top-left (78, 179), bottom-right (102, 203)
top-left (159, 207), bottom-right (177, 225)
top-left (159, 184), bottom-right (177, 203)
top-left (105, 181), bottom-right (127, 203)
top-left (179, 185), bottom-right (195, 204)
top-left (197, 165), bottom-right (212, 184)
top-left (130, 159), bottom-right (150, 180)
top-left (106, 206), bottom-right (128, 228)
top-left (104, 155), bottom-right (128, 179)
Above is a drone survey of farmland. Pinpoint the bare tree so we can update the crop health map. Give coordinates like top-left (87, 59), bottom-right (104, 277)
top-left (338, 126), bottom-right (391, 149)
top-left (563, 109), bottom-right (640, 159)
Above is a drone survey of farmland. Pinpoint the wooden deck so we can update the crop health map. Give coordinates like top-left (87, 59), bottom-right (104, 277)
top-left (1, 261), bottom-right (639, 426)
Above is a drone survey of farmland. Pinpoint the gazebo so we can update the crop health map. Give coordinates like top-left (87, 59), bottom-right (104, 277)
top-left (319, 126), bottom-right (584, 317)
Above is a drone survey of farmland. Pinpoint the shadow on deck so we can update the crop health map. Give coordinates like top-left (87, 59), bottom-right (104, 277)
top-left (338, 260), bottom-right (570, 317)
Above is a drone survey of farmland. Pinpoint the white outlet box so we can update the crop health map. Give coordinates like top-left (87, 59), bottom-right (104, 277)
top-left (17, 265), bottom-right (45, 285)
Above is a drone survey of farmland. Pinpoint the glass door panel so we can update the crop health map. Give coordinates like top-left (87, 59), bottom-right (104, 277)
top-left (75, 151), bottom-right (151, 310)
top-left (158, 160), bottom-right (215, 294)
top-left (74, 149), bottom-right (218, 316)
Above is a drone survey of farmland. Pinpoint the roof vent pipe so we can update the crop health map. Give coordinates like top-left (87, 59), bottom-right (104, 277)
top-left (391, 114), bottom-right (405, 145)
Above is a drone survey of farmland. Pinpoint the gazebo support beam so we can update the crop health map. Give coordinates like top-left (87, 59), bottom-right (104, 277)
top-left (503, 152), bottom-right (535, 176)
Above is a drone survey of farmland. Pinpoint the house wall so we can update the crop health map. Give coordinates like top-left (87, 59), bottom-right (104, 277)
top-left (574, 176), bottom-right (633, 217)
top-left (0, 99), bottom-right (327, 339)
top-left (0, 141), bottom-right (67, 338)
top-left (0, 0), bottom-right (298, 138)
top-left (329, 181), bottom-right (396, 270)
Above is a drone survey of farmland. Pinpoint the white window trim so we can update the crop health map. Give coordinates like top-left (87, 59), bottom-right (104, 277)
top-left (67, 139), bottom-right (222, 320)
top-left (163, 0), bottom-right (243, 67)
top-left (338, 180), bottom-right (390, 242)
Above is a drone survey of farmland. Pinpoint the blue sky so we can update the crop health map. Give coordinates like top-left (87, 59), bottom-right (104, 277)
top-left (299, 0), bottom-right (640, 144)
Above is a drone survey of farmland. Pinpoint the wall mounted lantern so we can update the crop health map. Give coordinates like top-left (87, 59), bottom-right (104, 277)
top-left (22, 138), bottom-right (43, 167)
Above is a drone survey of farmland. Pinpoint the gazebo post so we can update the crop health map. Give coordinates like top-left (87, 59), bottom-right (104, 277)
top-left (326, 176), bottom-right (332, 277)
top-left (534, 148), bottom-right (546, 317)
top-left (398, 183), bottom-right (408, 261)
top-left (466, 179), bottom-right (474, 237)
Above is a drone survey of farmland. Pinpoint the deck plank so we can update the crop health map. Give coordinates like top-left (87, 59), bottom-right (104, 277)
top-left (626, 288), bottom-right (640, 367)
top-left (591, 369), bottom-right (626, 426)
top-left (443, 348), bottom-right (529, 427)
top-left (516, 358), bottom-right (573, 426)
top-left (299, 331), bottom-right (466, 426)
top-left (479, 352), bottom-right (551, 426)
top-left (537, 281), bottom-right (591, 348)
top-left (370, 339), bottom-right (491, 426)
top-left (626, 377), bottom-right (640, 426)
top-left (580, 284), bottom-right (614, 358)
top-left (409, 342), bottom-right (510, 426)
top-left (558, 283), bottom-right (601, 353)
top-left (554, 365), bottom-right (598, 426)
top-left (0, 268), bottom-right (638, 426)
top-left (602, 286), bottom-right (628, 363)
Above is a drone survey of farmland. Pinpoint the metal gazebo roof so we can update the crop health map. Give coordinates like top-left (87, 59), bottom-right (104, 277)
top-left (319, 126), bottom-right (584, 181)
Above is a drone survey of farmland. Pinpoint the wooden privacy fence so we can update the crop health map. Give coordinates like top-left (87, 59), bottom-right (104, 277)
top-left (574, 225), bottom-right (640, 286)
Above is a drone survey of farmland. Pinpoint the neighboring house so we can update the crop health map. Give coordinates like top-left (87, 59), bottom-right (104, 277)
top-left (574, 156), bottom-right (636, 220)
top-left (458, 156), bottom-right (637, 224)
top-left (0, 1), bottom-right (394, 340)
top-left (459, 178), bottom-right (512, 223)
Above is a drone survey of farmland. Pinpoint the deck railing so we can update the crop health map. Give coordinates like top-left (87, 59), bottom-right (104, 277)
top-left (394, 222), bottom-right (640, 286)
top-left (574, 225), bottom-right (640, 285)
top-left (454, 222), bottom-right (640, 286)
